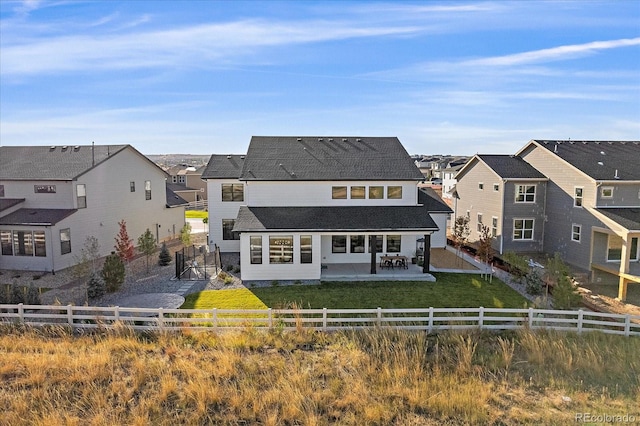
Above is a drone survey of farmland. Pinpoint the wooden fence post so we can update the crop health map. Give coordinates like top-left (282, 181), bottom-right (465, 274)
top-left (322, 308), bottom-right (327, 331)
top-left (114, 306), bottom-right (120, 322)
top-left (577, 309), bottom-right (583, 334)
top-left (268, 308), bottom-right (273, 329)
top-left (479, 307), bottom-right (484, 329)
top-left (67, 305), bottom-right (73, 327)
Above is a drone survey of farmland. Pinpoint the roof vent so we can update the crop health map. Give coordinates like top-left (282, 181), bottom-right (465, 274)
top-left (226, 155), bottom-right (231, 159)
top-left (240, 155), bottom-right (245, 159)
top-left (615, 169), bottom-right (620, 179)
top-left (356, 138), bottom-right (362, 142)
top-left (73, 146), bottom-right (80, 151)
top-left (328, 138), bottom-right (333, 142)
top-left (318, 138), bottom-right (323, 141)
top-left (553, 144), bottom-right (558, 153)
top-left (297, 138), bottom-right (302, 141)
top-left (342, 138), bottom-right (347, 142)
top-left (290, 172), bottom-right (296, 177)
top-left (61, 146), bottom-right (68, 152)
top-left (600, 151), bottom-right (605, 155)
top-left (597, 161), bottom-right (604, 166)
top-left (49, 146), bottom-right (56, 151)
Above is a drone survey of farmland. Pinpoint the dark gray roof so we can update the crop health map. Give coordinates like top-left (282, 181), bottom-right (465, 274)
top-left (0, 208), bottom-right (76, 226)
top-left (478, 155), bottom-right (547, 179)
top-left (0, 198), bottom-right (25, 212)
top-left (165, 186), bottom-right (189, 208)
top-left (418, 187), bottom-right (453, 213)
top-left (240, 136), bottom-right (424, 181)
top-left (596, 208), bottom-right (640, 231)
top-left (533, 140), bottom-right (640, 181)
top-left (201, 155), bottom-right (245, 179)
top-left (234, 205), bottom-right (438, 232)
top-left (0, 145), bottom-right (129, 180)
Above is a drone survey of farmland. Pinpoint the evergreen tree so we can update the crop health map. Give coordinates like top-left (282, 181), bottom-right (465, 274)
top-left (25, 285), bottom-right (41, 305)
top-left (87, 271), bottom-right (106, 299)
top-left (552, 275), bottom-right (582, 309)
top-left (137, 229), bottom-right (157, 273)
top-left (102, 252), bottom-right (125, 292)
top-left (115, 219), bottom-right (135, 262)
top-left (158, 242), bottom-right (172, 266)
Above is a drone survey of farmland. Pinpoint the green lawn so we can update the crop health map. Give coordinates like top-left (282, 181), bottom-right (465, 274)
top-left (181, 273), bottom-right (529, 310)
top-left (185, 210), bottom-right (208, 219)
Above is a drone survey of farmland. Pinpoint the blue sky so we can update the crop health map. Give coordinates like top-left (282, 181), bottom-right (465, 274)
top-left (1, 1), bottom-right (639, 156)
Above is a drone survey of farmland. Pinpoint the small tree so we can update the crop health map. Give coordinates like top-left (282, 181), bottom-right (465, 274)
top-left (552, 275), bottom-right (582, 309)
top-left (25, 285), bottom-right (41, 305)
top-left (102, 252), bottom-right (125, 292)
top-left (158, 242), bottom-right (172, 266)
top-left (87, 272), bottom-right (106, 299)
top-left (137, 229), bottom-right (157, 273)
top-left (524, 268), bottom-right (544, 296)
top-left (452, 215), bottom-right (470, 265)
top-left (73, 236), bottom-right (100, 281)
top-left (502, 251), bottom-right (530, 283)
top-left (114, 219), bottom-right (135, 263)
top-left (180, 222), bottom-right (192, 246)
top-left (476, 224), bottom-right (494, 279)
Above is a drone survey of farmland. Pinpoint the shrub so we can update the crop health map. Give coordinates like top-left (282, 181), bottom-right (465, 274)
top-left (87, 272), bottom-right (106, 299)
top-left (524, 269), bottom-right (544, 295)
top-left (25, 285), bottom-right (41, 305)
top-left (502, 251), bottom-right (530, 282)
top-left (102, 252), bottom-right (125, 293)
top-left (226, 265), bottom-right (234, 272)
top-left (10, 284), bottom-right (24, 304)
top-left (224, 276), bottom-right (234, 285)
top-left (158, 242), bottom-right (172, 266)
top-left (217, 271), bottom-right (229, 281)
top-left (552, 275), bottom-right (582, 309)
top-left (271, 280), bottom-right (279, 287)
top-left (233, 266), bottom-right (241, 274)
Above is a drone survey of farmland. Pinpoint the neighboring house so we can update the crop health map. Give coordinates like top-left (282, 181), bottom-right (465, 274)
top-left (453, 154), bottom-right (548, 255)
top-left (441, 163), bottom-right (465, 199)
top-left (418, 187), bottom-right (453, 248)
top-left (166, 165), bottom-right (208, 203)
top-left (517, 140), bottom-right (640, 300)
top-left (0, 145), bottom-right (186, 273)
top-left (205, 137), bottom-right (444, 281)
top-left (201, 154), bottom-right (246, 253)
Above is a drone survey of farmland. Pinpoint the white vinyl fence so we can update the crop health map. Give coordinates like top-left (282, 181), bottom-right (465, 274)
top-left (1, 304), bottom-right (639, 337)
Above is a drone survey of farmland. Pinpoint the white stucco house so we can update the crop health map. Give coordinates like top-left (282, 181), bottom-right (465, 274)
top-left (0, 144), bottom-right (187, 273)
top-left (203, 136), bottom-right (452, 282)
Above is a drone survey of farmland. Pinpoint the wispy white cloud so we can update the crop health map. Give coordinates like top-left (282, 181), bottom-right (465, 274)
top-left (465, 38), bottom-right (640, 67)
top-left (0, 18), bottom-right (421, 76)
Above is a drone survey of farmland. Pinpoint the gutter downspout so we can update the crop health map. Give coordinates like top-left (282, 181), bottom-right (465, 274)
top-left (541, 181), bottom-right (547, 253)
top-left (500, 179), bottom-right (506, 255)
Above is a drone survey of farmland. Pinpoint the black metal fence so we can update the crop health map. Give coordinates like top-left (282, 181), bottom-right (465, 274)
top-left (175, 244), bottom-right (221, 280)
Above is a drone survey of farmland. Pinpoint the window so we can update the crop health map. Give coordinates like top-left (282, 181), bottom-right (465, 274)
top-left (171, 176), bottom-right (177, 183)
top-left (350, 235), bottom-right (365, 253)
top-left (515, 185), bottom-right (535, 203)
top-left (350, 186), bottom-right (365, 199)
top-left (491, 217), bottom-right (498, 237)
top-left (0, 185), bottom-right (4, 197)
top-left (607, 235), bottom-right (623, 261)
top-left (221, 183), bottom-right (244, 202)
top-left (222, 219), bottom-right (239, 240)
top-left (601, 187), bottom-right (613, 198)
top-left (34, 231), bottom-right (46, 257)
top-left (478, 183), bottom-right (484, 190)
top-left (513, 219), bottom-right (534, 240)
top-left (60, 228), bottom-right (71, 255)
top-left (145, 180), bottom-right (152, 200)
top-left (179, 175), bottom-right (186, 184)
top-left (76, 184), bottom-right (86, 209)
top-left (300, 235), bottom-right (312, 263)
top-left (34, 185), bottom-right (56, 193)
top-left (368, 235), bottom-right (383, 253)
top-left (477, 213), bottom-right (483, 232)
top-left (269, 236), bottom-right (293, 263)
top-left (493, 184), bottom-right (499, 192)
top-left (387, 186), bottom-right (402, 199)
top-left (574, 187), bottom-right (583, 207)
top-left (332, 235), bottom-right (347, 253)
top-left (631, 238), bottom-right (639, 261)
top-left (130, 182), bottom-right (135, 192)
top-left (386, 235), bottom-right (401, 253)
top-left (332, 186), bottom-right (347, 199)
top-left (369, 186), bottom-right (384, 199)
top-left (571, 224), bottom-right (581, 242)
top-left (250, 236), bottom-right (262, 264)
top-left (1, 231), bottom-right (13, 255)
top-left (13, 231), bottom-right (33, 256)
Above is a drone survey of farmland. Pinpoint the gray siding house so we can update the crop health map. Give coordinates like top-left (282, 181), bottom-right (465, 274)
top-left (453, 154), bottom-right (548, 255)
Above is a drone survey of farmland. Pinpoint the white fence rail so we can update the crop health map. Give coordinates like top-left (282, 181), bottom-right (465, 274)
top-left (185, 200), bottom-right (208, 211)
top-left (1, 304), bottom-right (639, 336)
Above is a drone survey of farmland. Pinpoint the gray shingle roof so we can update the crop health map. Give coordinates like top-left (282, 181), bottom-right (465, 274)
top-left (234, 205), bottom-right (438, 232)
top-left (534, 140), bottom-right (640, 181)
top-left (0, 145), bottom-right (129, 180)
top-left (165, 186), bottom-right (189, 208)
top-left (201, 155), bottom-right (245, 179)
top-left (596, 208), bottom-right (640, 231)
top-left (478, 155), bottom-right (547, 179)
top-left (0, 198), bottom-right (25, 212)
top-left (240, 136), bottom-right (424, 181)
top-left (418, 187), bottom-right (453, 213)
top-left (0, 208), bottom-right (76, 226)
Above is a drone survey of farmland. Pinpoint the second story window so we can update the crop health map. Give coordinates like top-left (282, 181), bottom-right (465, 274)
top-left (222, 183), bottom-right (243, 202)
top-left (369, 186), bottom-right (384, 199)
top-left (515, 185), bottom-right (535, 203)
top-left (332, 186), bottom-right (347, 199)
top-left (145, 180), bottom-right (152, 200)
top-left (130, 182), bottom-right (135, 192)
top-left (477, 213), bottom-right (483, 232)
top-left (0, 184), bottom-right (4, 197)
top-left (601, 187), bottom-right (613, 198)
top-left (574, 187), bottom-right (583, 207)
top-left (350, 186), bottom-right (365, 199)
top-left (478, 183), bottom-right (484, 190)
top-left (387, 186), bottom-right (402, 199)
top-left (76, 184), bottom-right (86, 209)
top-left (493, 184), bottom-right (499, 192)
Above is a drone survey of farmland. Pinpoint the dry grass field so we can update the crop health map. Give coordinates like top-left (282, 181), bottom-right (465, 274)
top-left (1, 325), bottom-right (638, 425)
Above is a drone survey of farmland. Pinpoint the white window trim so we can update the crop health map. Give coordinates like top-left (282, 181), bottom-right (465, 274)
top-left (606, 234), bottom-right (623, 263)
top-left (601, 186), bottom-right (614, 198)
top-left (574, 187), bottom-right (583, 208)
top-left (491, 216), bottom-right (498, 237)
top-left (477, 213), bottom-right (483, 233)
top-left (571, 223), bottom-right (581, 243)
top-left (478, 182), bottom-right (484, 190)
top-left (512, 218), bottom-right (534, 241)
top-left (515, 184), bottom-right (536, 203)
